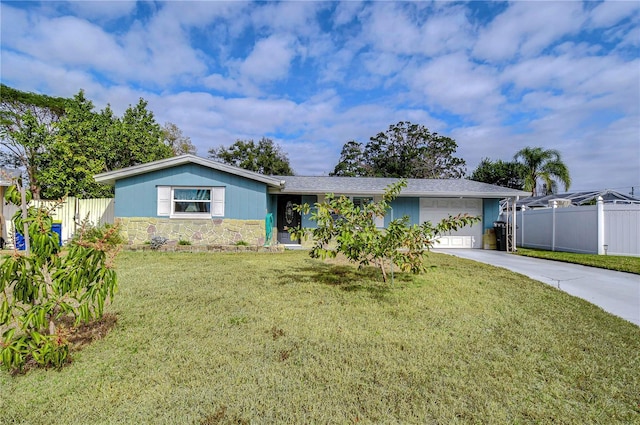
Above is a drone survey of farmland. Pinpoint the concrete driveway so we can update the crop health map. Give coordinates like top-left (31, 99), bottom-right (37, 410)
top-left (434, 249), bottom-right (640, 327)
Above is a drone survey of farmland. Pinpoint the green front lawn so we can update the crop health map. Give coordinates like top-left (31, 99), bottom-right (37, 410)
top-left (515, 248), bottom-right (640, 274)
top-left (1, 251), bottom-right (638, 424)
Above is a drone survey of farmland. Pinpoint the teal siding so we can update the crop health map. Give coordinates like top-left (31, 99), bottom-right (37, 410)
top-left (483, 198), bottom-right (500, 232)
top-left (301, 195), bottom-right (318, 228)
top-left (384, 197), bottom-right (420, 226)
top-left (267, 194), bottom-right (277, 217)
top-left (114, 163), bottom-right (269, 219)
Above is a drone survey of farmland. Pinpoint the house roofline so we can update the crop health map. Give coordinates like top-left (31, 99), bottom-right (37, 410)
top-left (94, 155), bottom-right (284, 187)
top-left (269, 188), bottom-right (526, 198)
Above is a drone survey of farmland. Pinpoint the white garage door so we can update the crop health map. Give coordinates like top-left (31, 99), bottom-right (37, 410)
top-left (419, 198), bottom-right (483, 249)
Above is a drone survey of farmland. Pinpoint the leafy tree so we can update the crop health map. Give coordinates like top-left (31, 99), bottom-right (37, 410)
top-left (115, 98), bottom-right (173, 169)
top-left (469, 158), bottom-right (527, 190)
top-left (39, 94), bottom-right (173, 199)
top-left (330, 140), bottom-right (367, 176)
top-left (38, 91), bottom-right (113, 199)
top-left (513, 147), bottom-right (571, 196)
top-left (0, 184), bottom-right (122, 372)
top-left (331, 121), bottom-right (466, 178)
top-left (0, 84), bottom-right (68, 199)
top-left (1, 86), bottom-right (173, 199)
top-left (162, 122), bottom-right (197, 155)
top-left (290, 180), bottom-right (480, 282)
top-left (208, 137), bottom-right (294, 175)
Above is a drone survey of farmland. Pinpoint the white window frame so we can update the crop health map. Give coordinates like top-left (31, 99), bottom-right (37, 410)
top-left (352, 196), bottom-right (373, 209)
top-left (344, 195), bottom-right (385, 228)
top-left (157, 186), bottom-right (225, 218)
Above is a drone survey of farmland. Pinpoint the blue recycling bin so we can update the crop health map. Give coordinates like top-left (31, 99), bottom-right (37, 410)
top-left (14, 231), bottom-right (25, 250)
top-left (52, 222), bottom-right (62, 246)
top-left (15, 221), bottom-right (62, 250)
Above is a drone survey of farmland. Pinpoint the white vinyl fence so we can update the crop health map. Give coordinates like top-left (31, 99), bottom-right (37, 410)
top-left (516, 198), bottom-right (640, 256)
top-left (3, 197), bottom-right (114, 247)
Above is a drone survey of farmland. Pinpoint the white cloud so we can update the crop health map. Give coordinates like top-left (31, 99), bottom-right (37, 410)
top-left (332, 1), bottom-right (364, 27)
top-left (1, 1), bottom-right (638, 190)
top-left (618, 25), bottom-right (640, 48)
top-left (502, 53), bottom-right (639, 116)
top-left (239, 35), bottom-right (297, 84)
top-left (419, 4), bottom-right (474, 56)
top-left (19, 16), bottom-right (129, 71)
top-left (0, 4), bottom-right (30, 46)
top-left (121, 9), bottom-right (208, 85)
top-left (403, 53), bottom-right (505, 122)
top-left (159, 1), bottom-right (248, 28)
top-left (202, 73), bottom-right (243, 94)
top-left (0, 50), bottom-right (104, 100)
top-left (66, 0), bottom-right (137, 22)
top-left (473, 2), bottom-right (587, 62)
top-left (589, 0), bottom-right (640, 28)
top-left (1, 3), bottom-right (209, 87)
top-left (249, 1), bottom-right (325, 37)
top-left (360, 2), bottom-right (423, 56)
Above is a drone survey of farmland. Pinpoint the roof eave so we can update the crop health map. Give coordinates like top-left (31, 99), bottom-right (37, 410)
top-left (270, 188), bottom-right (529, 198)
top-left (94, 155), bottom-right (283, 187)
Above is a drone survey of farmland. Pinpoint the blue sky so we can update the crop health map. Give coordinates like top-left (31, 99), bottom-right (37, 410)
top-left (1, 1), bottom-right (639, 193)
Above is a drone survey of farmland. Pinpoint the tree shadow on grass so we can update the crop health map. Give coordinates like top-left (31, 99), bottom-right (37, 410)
top-left (275, 259), bottom-right (415, 301)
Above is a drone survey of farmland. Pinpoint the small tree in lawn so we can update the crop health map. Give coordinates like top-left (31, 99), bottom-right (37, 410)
top-left (0, 184), bottom-right (122, 373)
top-left (290, 180), bottom-right (480, 282)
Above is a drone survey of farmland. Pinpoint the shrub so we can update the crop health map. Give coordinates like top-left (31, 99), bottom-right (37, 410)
top-left (0, 185), bottom-right (121, 372)
top-left (150, 236), bottom-right (168, 250)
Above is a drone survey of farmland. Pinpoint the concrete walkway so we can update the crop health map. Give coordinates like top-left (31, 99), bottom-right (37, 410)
top-left (434, 249), bottom-right (640, 327)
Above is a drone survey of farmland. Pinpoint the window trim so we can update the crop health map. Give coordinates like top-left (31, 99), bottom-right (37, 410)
top-left (171, 187), bottom-right (213, 218)
top-left (157, 186), bottom-right (225, 219)
top-left (352, 196), bottom-right (373, 209)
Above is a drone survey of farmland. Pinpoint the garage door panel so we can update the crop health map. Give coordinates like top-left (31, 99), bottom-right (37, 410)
top-left (420, 198), bottom-right (483, 249)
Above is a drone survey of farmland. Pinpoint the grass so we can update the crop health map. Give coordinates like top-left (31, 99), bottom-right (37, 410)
top-left (1, 250), bottom-right (639, 424)
top-left (515, 248), bottom-right (640, 274)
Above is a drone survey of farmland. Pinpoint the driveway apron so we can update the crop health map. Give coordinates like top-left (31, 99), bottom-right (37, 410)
top-left (434, 249), bottom-right (640, 327)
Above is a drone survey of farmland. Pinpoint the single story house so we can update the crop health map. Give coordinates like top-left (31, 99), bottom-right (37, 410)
top-left (94, 155), bottom-right (529, 249)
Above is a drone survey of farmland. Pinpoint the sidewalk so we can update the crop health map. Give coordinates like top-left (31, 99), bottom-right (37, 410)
top-left (434, 249), bottom-right (640, 326)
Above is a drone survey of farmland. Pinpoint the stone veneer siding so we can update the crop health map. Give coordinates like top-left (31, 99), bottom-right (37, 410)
top-left (117, 217), bottom-right (274, 246)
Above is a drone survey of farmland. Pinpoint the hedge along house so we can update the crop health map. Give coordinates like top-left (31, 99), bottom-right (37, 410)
top-left (94, 155), bottom-right (529, 248)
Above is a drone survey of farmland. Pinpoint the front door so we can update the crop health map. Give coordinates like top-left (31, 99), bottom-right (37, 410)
top-left (277, 195), bottom-right (301, 244)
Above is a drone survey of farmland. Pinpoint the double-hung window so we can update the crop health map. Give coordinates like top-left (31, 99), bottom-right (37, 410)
top-left (174, 188), bottom-right (211, 214)
top-left (157, 186), bottom-right (225, 218)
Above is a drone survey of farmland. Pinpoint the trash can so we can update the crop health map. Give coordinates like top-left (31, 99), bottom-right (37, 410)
top-left (15, 231), bottom-right (26, 250)
top-left (52, 221), bottom-right (62, 246)
top-left (14, 221), bottom-right (62, 250)
top-left (493, 221), bottom-right (507, 251)
top-left (483, 228), bottom-right (497, 250)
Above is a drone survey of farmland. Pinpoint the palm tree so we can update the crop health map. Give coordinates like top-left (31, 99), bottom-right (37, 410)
top-left (514, 147), bottom-right (571, 196)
